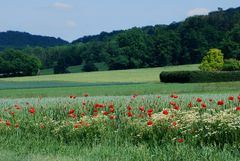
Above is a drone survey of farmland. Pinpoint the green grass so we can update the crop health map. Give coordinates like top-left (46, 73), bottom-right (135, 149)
top-left (0, 94), bottom-right (239, 161)
top-left (0, 64), bottom-right (199, 83)
top-left (0, 81), bottom-right (136, 90)
top-left (1, 64), bottom-right (239, 161)
top-left (0, 64), bottom-right (239, 98)
top-left (0, 81), bottom-right (239, 98)
top-left (0, 140), bottom-right (239, 161)
top-left (39, 63), bottom-right (109, 75)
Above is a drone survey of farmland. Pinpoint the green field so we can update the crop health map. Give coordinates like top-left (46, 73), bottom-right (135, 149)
top-left (1, 64), bottom-right (240, 161)
top-left (0, 94), bottom-right (239, 161)
top-left (1, 64), bottom-right (199, 83)
top-left (39, 63), bottom-right (109, 75)
top-left (0, 64), bottom-right (240, 98)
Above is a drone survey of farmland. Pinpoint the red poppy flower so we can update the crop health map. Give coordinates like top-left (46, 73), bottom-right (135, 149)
top-left (235, 106), bottom-right (240, 111)
top-left (217, 100), bottom-right (224, 105)
top-left (188, 103), bottom-right (193, 107)
top-left (238, 96), bottom-right (240, 100)
top-left (128, 112), bottom-right (133, 117)
top-left (82, 102), bottom-right (86, 106)
top-left (174, 105), bottom-right (180, 110)
top-left (148, 108), bottom-right (153, 113)
top-left (157, 96), bottom-right (161, 98)
top-left (108, 104), bottom-right (114, 109)
top-left (132, 95), bottom-right (137, 99)
top-left (70, 95), bottom-right (73, 99)
top-left (148, 113), bottom-right (152, 117)
top-left (197, 98), bottom-right (202, 102)
top-left (94, 103), bottom-right (99, 108)
top-left (170, 101), bottom-right (176, 106)
top-left (11, 112), bottom-right (15, 115)
top-left (178, 139), bottom-right (184, 143)
top-left (171, 94), bottom-right (178, 99)
top-left (6, 121), bottom-right (10, 126)
top-left (103, 111), bottom-right (108, 115)
top-left (228, 96), bottom-right (234, 101)
top-left (147, 120), bottom-right (153, 126)
top-left (201, 103), bottom-right (207, 108)
top-left (139, 106), bottom-right (145, 112)
top-left (162, 110), bottom-right (169, 115)
top-left (127, 105), bottom-right (132, 110)
top-left (74, 124), bottom-right (79, 128)
top-left (109, 115), bottom-right (115, 120)
top-left (172, 121), bottom-right (177, 126)
top-left (110, 108), bottom-right (115, 113)
top-left (92, 113), bottom-right (98, 117)
top-left (68, 109), bottom-right (75, 114)
top-left (28, 107), bottom-right (35, 114)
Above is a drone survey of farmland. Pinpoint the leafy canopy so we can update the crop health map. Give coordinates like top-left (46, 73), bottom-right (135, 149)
top-left (199, 48), bottom-right (224, 71)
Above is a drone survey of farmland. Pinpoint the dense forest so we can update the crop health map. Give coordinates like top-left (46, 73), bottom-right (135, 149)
top-left (0, 31), bottom-right (68, 50)
top-left (0, 7), bottom-right (240, 75)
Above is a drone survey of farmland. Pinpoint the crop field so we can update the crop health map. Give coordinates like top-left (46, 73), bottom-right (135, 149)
top-left (0, 64), bottom-right (199, 83)
top-left (0, 94), bottom-right (239, 161)
top-left (0, 64), bottom-right (240, 160)
top-left (1, 64), bottom-right (240, 99)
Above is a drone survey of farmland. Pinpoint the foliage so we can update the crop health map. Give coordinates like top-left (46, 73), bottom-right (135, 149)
top-left (82, 61), bottom-right (98, 72)
top-left (0, 49), bottom-right (41, 77)
top-left (199, 48), bottom-right (224, 71)
top-left (222, 59), bottom-right (240, 71)
top-left (0, 31), bottom-right (68, 49)
top-left (1, 7), bottom-right (240, 73)
top-left (53, 58), bottom-right (70, 74)
top-left (160, 70), bottom-right (240, 83)
top-left (0, 94), bottom-right (239, 146)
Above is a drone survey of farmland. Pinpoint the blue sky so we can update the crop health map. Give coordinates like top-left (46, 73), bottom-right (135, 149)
top-left (0, 0), bottom-right (239, 42)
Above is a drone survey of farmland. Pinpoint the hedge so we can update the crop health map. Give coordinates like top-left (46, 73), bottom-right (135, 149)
top-left (160, 71), bottom-right (240, 83)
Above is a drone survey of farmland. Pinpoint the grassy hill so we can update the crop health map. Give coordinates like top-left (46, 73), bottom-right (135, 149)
top-left (1, 64), bottom-right (199, 83)
top-left (1, 64), bottom-right (240, 98)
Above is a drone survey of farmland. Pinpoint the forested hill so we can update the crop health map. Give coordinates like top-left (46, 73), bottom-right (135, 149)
top-left (0, 31), bottom-right (68, 50)
top-left (1, 6), bottom-right (240, 75)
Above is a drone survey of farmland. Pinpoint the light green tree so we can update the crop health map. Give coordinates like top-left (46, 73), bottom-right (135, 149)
top-left (199, 48), bottom-right (224, 71)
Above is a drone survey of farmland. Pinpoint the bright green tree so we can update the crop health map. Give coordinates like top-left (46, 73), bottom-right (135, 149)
top-left (199, 48), bottom-right (224, 71)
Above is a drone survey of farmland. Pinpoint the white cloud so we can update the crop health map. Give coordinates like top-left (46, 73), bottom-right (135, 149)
top-left (53, 2), bottom-right (72, 10)
top-left (66, 20), bottom-right (77, 28)
top-left (188, 8), bottom-right (209, 17)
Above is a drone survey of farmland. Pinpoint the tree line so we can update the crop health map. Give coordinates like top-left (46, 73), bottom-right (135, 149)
top-left (0, 7), bottom-right (239, 75)
top-left (0, 49), bottom-right (41, 77)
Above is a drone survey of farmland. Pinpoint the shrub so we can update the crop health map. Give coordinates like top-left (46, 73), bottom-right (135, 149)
top-left (222, 59), bottom-right (240, 71)
top-left (199, 48), bottom-right (224, 71)
top-left (82, 61), bottom-right (98, 72)
top-left (160, 71), bottom-right (240, 83)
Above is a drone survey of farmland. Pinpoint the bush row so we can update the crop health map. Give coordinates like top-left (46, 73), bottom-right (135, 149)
top-left (160, 71), bottom-right (240, 83)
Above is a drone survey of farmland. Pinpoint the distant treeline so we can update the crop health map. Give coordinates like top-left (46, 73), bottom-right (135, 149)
top-left (0, 31), bottom-right (68, 50)
top-left (0, 49), bottom-right (41, 77)
top-left (0, 7), bottom-right (240, 75)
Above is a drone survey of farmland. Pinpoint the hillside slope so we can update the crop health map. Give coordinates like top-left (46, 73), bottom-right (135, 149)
top-left (0, 31), bottom-right (68, 50)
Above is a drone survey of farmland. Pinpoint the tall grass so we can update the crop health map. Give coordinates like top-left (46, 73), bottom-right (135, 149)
top-left (0, 94), bottom-right (239, 160)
